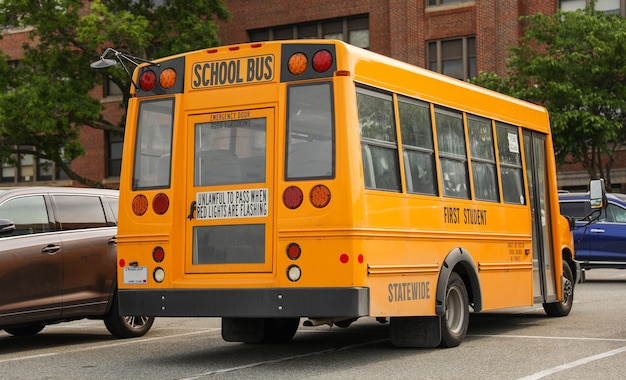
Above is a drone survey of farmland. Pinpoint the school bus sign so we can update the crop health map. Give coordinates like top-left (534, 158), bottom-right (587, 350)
top-left (191, 54), bottom-right (275, 89)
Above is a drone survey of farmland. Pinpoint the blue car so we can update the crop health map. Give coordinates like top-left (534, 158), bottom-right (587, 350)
top-left (559, 192), bottom-right (626, 277)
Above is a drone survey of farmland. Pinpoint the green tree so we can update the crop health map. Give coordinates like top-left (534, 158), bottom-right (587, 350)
top-left (0, 0), bottom-right (229, 187)
top-left (471, 3), bottom-right (626, 188)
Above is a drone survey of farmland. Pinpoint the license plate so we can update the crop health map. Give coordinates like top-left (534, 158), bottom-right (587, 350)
top-left (123, 266), bottom-right (148, 284)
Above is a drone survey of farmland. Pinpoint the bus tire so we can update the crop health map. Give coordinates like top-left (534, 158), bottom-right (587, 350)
top-left (262, 317), bottom-right (300, 343)
top-left (439, 272), bottom-right (469, 348)
top-left (542, 262), bottom-right (574, 317)
top-left (104, 290), bottom-right (155, 338)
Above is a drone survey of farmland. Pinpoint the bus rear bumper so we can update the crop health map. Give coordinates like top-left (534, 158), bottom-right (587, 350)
top-left (118, 287), bottom-right (370, 318)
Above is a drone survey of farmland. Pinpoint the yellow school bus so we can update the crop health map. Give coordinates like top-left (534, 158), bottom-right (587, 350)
top-left (115, 40), bottom-right (576, 347)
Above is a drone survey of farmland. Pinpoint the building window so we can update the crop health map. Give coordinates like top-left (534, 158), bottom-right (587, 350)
top-left (560, 0), bottom-right (623, 15)
top-left (428, 36), bottom-right (476, 80)
top-left (105, 78), bottom-right (123, 98)
top-left (249, 15), bottom-right (370, 49)
top-left (107, 131), bottom-right (124, 177)
top-left (427, 0), bottom-right (472, 6)
top-left (1, 147), bottom-right (70, 184)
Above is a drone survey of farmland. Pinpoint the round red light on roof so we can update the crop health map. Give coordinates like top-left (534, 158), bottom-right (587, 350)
top-left (139, 70), bottom-right (157, 92)
top-left (283, 186), bottom-right (304, 209)
top-left (288, 53), bottom-right (308, 75)
top-left (159, 68), bottom-right (176, 89)
top-left (132, 194), bottom-right (148, 216)
top-left (152, 193), bottom-right (169, 215)
top-left (312, 50), bottom-right (333, 73)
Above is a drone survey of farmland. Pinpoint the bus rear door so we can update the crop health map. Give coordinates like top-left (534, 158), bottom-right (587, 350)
top-left (186, 109), bottom-right (275, 275)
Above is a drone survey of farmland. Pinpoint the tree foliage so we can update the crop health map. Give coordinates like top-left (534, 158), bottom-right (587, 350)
top-left (0, 0), bottom-right (229, 186)
top-left (471, 3), bottom-right (626, 188)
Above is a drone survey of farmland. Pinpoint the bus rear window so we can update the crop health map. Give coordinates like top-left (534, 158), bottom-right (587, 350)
top-left (285, 83), bottom-right (335, 180)
top-left (132, 99), bottom-right (174, 190)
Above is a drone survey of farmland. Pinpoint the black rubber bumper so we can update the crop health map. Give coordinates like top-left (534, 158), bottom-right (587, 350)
top-left (118, 287), bottom-right (370, 318)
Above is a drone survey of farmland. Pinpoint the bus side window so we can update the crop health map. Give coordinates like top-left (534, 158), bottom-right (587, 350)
top-left (435, 107), bottom-right (469, 199)
top-left (467, 116), bottom-right (499, 202)
top-left (362, 145), bottom-right (376, 188)
top-left (357, 87), bottom-right (401, 192)
top-left (496, 123), bottom-right (525, 204)
top-left (398, 97), bottom-right (438, 196)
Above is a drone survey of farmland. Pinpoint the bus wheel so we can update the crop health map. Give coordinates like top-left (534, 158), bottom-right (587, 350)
top-left (542, 262), bottom-right (574, 317)
top-left (262, 317), bottom-right (300, 343)
top-left (439, 272), bottom-right (469, 348)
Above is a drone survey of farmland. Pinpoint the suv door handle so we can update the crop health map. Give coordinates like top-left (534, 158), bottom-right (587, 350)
top-left (41, 244), bottom-right (61, 254)
top-left (590, 229), bottom-right (605, 233)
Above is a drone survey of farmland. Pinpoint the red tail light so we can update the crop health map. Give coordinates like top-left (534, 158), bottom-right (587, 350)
top-left (152, 193), bottom-right (169, 215)
top-left (152, 246), bottom-right (165, 263)
top-left (283, 186), bottom-right (304, 209)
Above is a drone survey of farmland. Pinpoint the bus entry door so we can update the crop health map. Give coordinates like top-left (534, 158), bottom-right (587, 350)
top-left (185, 109), bottom-right (275, 274)
top-left (523, 131), bottom-right (558, 303)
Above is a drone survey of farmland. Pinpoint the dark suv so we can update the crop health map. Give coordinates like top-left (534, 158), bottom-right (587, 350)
top-left (0, 187), bottom-right (154, 338)
top-left (558, 191), bottom-right (626, 277)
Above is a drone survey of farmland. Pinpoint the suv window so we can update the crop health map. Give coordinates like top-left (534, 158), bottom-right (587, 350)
top-left (606, 203), bottom-right (626, 223)
top-left (52, 195), bottom-right (109, 230)
top-left (105, 196), bottom-right (119, 221)
top-left (559, 201), bottom-right (592, 219)
top-left (0, 195), bottom-right (50, 236)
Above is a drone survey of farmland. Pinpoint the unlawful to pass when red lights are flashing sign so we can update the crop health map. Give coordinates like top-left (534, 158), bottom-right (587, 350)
top-left (196, 188), bottom-right (269, 220)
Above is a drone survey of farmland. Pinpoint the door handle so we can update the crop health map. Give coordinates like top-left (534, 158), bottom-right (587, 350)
top-left (188, 200), bottom-right (196, 220)
top-left (590, 229), bottom-right (605, 233)
top-left (41, 244), bottom-right (61, 254)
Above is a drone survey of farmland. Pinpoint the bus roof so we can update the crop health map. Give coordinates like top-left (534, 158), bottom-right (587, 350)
top-left (140, 39), bottom-right (549, 132)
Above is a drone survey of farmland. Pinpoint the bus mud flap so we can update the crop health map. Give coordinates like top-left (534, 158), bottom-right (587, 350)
top-left (222, 317), bottom-right (265, 343)
top-left (389, 316), bottom-right (441, 348)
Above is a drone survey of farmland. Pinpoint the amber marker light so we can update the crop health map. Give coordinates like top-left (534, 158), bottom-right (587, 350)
top-left (159, 68), bottom-right (176, 89)
top-left (288, 52), bottom-right (308, 75)
top-left (139, 70), bottom-right (157, 91)
top-left (132, 194), bottom-right (149, 216)
top-left (310, 184), bottom-right (331, 208)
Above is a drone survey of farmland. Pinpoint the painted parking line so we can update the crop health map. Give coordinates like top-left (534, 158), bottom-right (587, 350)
top-left (470, 334), bottom-right (626, 379)
top-left (518, 345), bottom-right (626, 380)
top-left (177, 338), bottom-right (389, 380)
top-left (0, 328), bottom-right (220, 364)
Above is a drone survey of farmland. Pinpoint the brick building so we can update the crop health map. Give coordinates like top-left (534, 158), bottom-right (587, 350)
top-left (1, 0), bottom-right (625, 190)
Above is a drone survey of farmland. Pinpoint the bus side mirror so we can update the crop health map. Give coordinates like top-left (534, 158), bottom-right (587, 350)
top-left (589, 179), bottom-right (606, 209)
top-left (0, 219), bottom-right (16, 235)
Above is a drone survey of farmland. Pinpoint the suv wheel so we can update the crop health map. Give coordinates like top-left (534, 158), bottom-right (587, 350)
top-left (104, 291), bottom-right (155, 338)
top-left (4, 324), bottom-right (45, 336)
